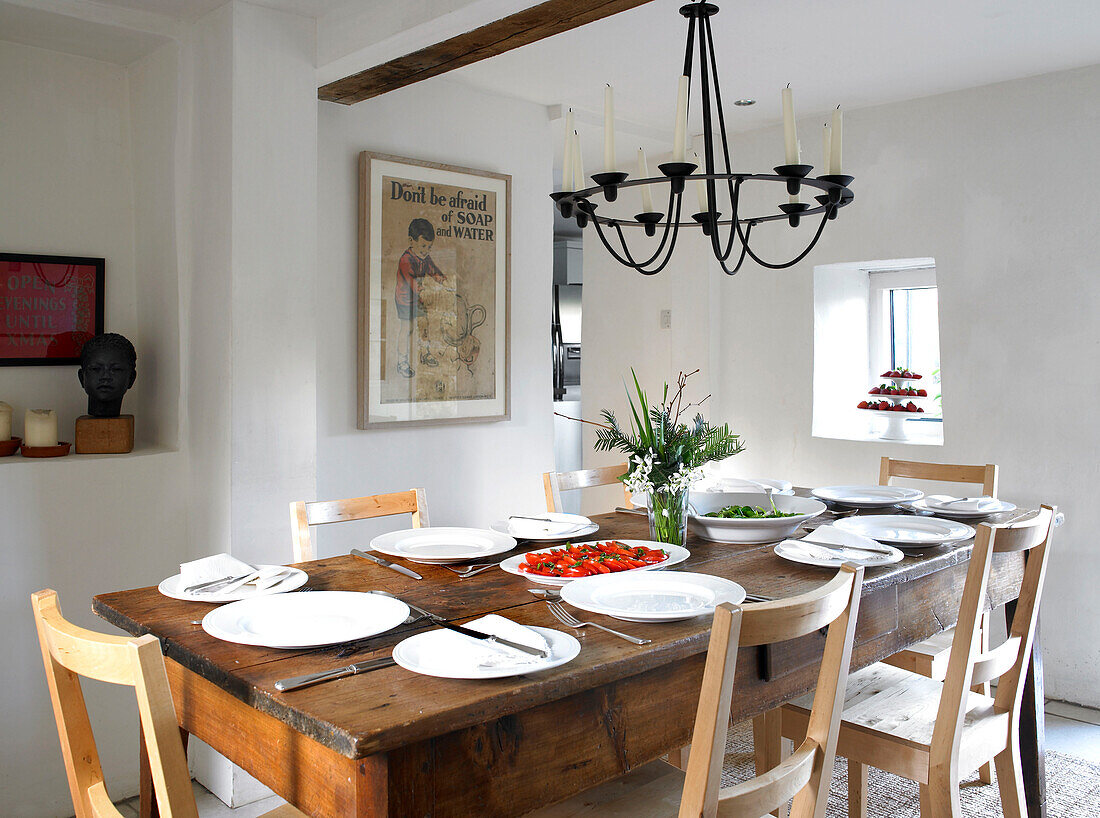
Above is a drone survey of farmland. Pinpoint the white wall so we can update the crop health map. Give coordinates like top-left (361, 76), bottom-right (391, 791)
top-left (0, 41), bottom-right (193, 817)
top-left (708, 65), bottom-right (1100, 705)
top-left (316, 77), bottom-right (555, 550)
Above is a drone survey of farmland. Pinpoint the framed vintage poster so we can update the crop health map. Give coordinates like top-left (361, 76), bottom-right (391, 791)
top-left (358, 152), bottom-right (510, 428)
top-left (0, 253), bottom-right (105, 365)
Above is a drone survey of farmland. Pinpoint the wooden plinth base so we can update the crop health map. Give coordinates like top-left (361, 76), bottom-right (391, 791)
top-left (75, 415), bottom-right (134, 454)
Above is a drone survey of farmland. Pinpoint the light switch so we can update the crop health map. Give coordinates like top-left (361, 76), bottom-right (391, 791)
top-left (660, 309), bottom-right (672, 329)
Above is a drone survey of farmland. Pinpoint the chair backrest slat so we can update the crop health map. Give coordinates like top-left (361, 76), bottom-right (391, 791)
top-left (290, 488), bottom-right (429, 562)
top-left (879, 456), bottom-right (998, 497)
top-left (971, 636), bottom-right (1023, 686)
top-left (543, 464), bottom-right (630, 512)
top-left (32, 590), bottom-right (199, 818)
top-left (678, 564), bottom-right (864, 818)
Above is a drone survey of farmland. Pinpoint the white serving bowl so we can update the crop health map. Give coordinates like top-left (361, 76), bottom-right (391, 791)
top-left (688, 492), bottom-right (827, 544)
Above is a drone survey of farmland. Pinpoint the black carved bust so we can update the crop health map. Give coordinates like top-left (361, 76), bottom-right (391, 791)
top-left (78, 333), bottom-right (137, 418)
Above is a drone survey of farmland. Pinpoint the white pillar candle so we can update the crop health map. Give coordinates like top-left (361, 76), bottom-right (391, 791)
top-left (672, 75), bottom-right (689, 163)
top-left (603, 84), bottom-right (616, 173)
top-left (572, 130), bottom-right (585, 190)
top-left (0, 402), bottom-right (11, 441)
top-left (637, 147), bottom-right (654, 213)
top-left (562, 108), bottom-right (575, 191)
top-left (822, 123), bottom-right (831, 174)
top-left (829, 106), bottom-right (843, 175)
top-left (693, 150), bottom-right (707, 212)
top-left (25, 408), bottom-right (58, 447)
top-left (782, 84), bottom-right (799, 165)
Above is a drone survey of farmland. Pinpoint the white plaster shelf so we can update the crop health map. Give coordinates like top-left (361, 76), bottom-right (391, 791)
top-left (0, 443), bottom-right (178, 465)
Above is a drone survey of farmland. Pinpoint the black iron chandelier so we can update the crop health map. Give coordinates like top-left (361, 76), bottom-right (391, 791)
top-left (550, 0), bottom-right (855, 276)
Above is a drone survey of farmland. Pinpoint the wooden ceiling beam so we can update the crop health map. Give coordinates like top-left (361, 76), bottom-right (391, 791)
top-left (318, 0), bottom-right (656, 105)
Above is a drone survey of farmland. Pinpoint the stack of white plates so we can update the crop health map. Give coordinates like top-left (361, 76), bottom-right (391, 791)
top-left (834, 515), bottom-right (975, 550)
top-left (908, 495), bottom-right (1016, 519)
top-left (490, 513), bottom-right (598, 541)
top-left (369, 527), bottom-right (516, 565)
top-left (811, 485), bottom-right (924, 508)
top-left (559, 571), bottom-right (745, 622)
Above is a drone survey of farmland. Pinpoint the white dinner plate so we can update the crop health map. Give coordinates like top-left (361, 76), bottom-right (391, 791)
top-left (201, 591), bottom-right (409, 648)
top-left (811, 485), bottom-right (925, 508)
top-left (490, 513), bottom-right (598, 541)
top-left (369, 527), bottom-right (517, 564)
top-left (907, 497), bottom-right (1016, 519)
top-left (159, 566), bottom-right (308, 603)
top-left (561, 571), bottom-right (746, 623)
top-left (392, 626), bottom-right (580, 679)
top-left (499, 540), bottom-right (690, 586)
top-left (774, 538), bottom-right (904, 568)
top-left (835, 515), bottom-right (975, 548)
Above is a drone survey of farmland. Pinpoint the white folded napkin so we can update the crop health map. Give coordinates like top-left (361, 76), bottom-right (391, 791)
top-left (509, 514), bottom-right (592, 538)
top-left (417, 614), bottom-right (551, 674)
top-left (179, 553), bottom-right (289, 593)
top-left (924, 494), bottom-right (1000, 513)
top-left (780, 524), bottom-right (893, 561)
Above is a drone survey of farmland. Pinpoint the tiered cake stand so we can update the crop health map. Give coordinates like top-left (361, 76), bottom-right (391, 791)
top-left (862, 375), bottom-right (928, 441)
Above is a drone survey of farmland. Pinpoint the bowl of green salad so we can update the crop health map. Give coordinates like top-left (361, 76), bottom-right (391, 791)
top-left (688, 492), bottom-right (827, 544)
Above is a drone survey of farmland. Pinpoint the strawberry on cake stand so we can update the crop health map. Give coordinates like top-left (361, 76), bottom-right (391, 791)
top-left (856, 368), bottom-right (930, 441)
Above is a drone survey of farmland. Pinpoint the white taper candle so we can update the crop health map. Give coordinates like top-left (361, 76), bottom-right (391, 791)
top-left (562, 108), bottom-right (575, 191)
top-left (829, 106), bottom-right (843, 175)
top-left (672, 75), bottom-right (689, 163)
top-left (603, 84), bottom-right (616, 173)
top-left (782, 84), bottom-right (799, 165)
top-left (572, 130), bottom-right (585, 190)
top-left (693, 150), bottom-right (707, 212)
top-left (822, 123), bottom-right (831, 175)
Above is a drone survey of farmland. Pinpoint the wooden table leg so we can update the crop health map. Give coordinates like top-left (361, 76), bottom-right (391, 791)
top-left (1006, 598), bottom-right (1046, 818)
top-left (139, 724), bottom-right (189, 818)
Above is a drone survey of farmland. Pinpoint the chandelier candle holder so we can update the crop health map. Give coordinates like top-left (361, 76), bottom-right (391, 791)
top-left (552, 0), bottom-right (855, 276)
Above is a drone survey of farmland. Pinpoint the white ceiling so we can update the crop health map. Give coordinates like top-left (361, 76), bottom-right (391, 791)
top-left (451, 0), bottom-right (1100, 140)
top-left (85, 0), bottom-right (349, 22)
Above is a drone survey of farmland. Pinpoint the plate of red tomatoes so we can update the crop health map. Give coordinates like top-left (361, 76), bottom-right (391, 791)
top-left (500, 539), bottom-right (690, 586)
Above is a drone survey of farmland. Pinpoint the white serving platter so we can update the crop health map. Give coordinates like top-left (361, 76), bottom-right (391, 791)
top-left (688, 492), bottom-right (827, 544)
top-left (499, 540), bottom-right (689, 586)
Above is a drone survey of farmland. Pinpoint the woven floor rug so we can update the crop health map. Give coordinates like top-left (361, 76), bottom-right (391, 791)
top-left (720, 721), bottom-right (1099, 817)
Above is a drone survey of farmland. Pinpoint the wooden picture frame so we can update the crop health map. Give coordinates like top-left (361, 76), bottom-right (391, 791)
top-left (358, 152), bottom-right (510, 429)
top-left (0, 252), bottom-right (105, 366)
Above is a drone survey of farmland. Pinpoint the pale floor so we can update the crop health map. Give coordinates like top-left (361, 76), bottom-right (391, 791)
top-left (110, 701), bottom-right (1100, 817)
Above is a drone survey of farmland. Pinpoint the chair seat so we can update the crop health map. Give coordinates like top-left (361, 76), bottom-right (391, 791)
top-left (782, 662), bottom-right (1010, 780)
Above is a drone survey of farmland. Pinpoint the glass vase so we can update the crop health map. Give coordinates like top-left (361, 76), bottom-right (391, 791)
top-left (647, 486), bottom-right (690, 546)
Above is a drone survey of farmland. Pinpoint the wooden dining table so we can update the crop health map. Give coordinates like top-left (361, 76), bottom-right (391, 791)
top-left (93, 500), bottom-right (1044, 817)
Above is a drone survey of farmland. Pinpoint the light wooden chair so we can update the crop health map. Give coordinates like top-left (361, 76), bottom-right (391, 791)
top-left (779, 506), bottom-right (1056, 818)
top-left (878, 457), bottom-right (1001, 782)
top-left (529, 564), bottom-right (865, 818)
top-left (289, 488), bottom-right (429, 562)
top-left (32, 589), bottom-right (303, 818)
top-left (543, 464), bottom-right (631, 513)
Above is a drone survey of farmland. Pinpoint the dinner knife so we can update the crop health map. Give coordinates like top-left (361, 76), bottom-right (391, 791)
top-left (435, 619), bottom-right (549, 657)
top-left (351, 548), bottom-right (422, 580)
top-left (275, 657), bottom-right (396, 692)
top-left (184, 572), bottom-right (255, 593)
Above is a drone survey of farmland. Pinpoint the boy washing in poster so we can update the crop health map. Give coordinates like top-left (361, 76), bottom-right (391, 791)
top-left (395, 218), bottom-right (448, 378)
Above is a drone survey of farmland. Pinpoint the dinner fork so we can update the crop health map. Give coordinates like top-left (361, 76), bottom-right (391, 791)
top-left (545, 601), bottom-right (650, 645)
top-left (442, 562), bottom-right (501, 578)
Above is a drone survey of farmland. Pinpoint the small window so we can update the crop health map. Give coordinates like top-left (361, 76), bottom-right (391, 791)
top-left (813, 258), bottom-right (943, 445)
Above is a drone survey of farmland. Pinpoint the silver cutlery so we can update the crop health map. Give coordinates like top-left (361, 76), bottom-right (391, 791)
top-left (351, 548), bottom-right (422, 580)
top-left (545, 600), bottom-right (650, 645)
top-left (442, 561), bottom-right (503, 578)
top-left (366, 590), bottom-right (547, 656)
top-left (527, 587), bottom-right (560, 599)
top-left (614, 506), bottom-right (647, 516)
top-left (275, 656), bottom-right (395, 692)
top-left (183, 572), bottom-right (254, 593)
